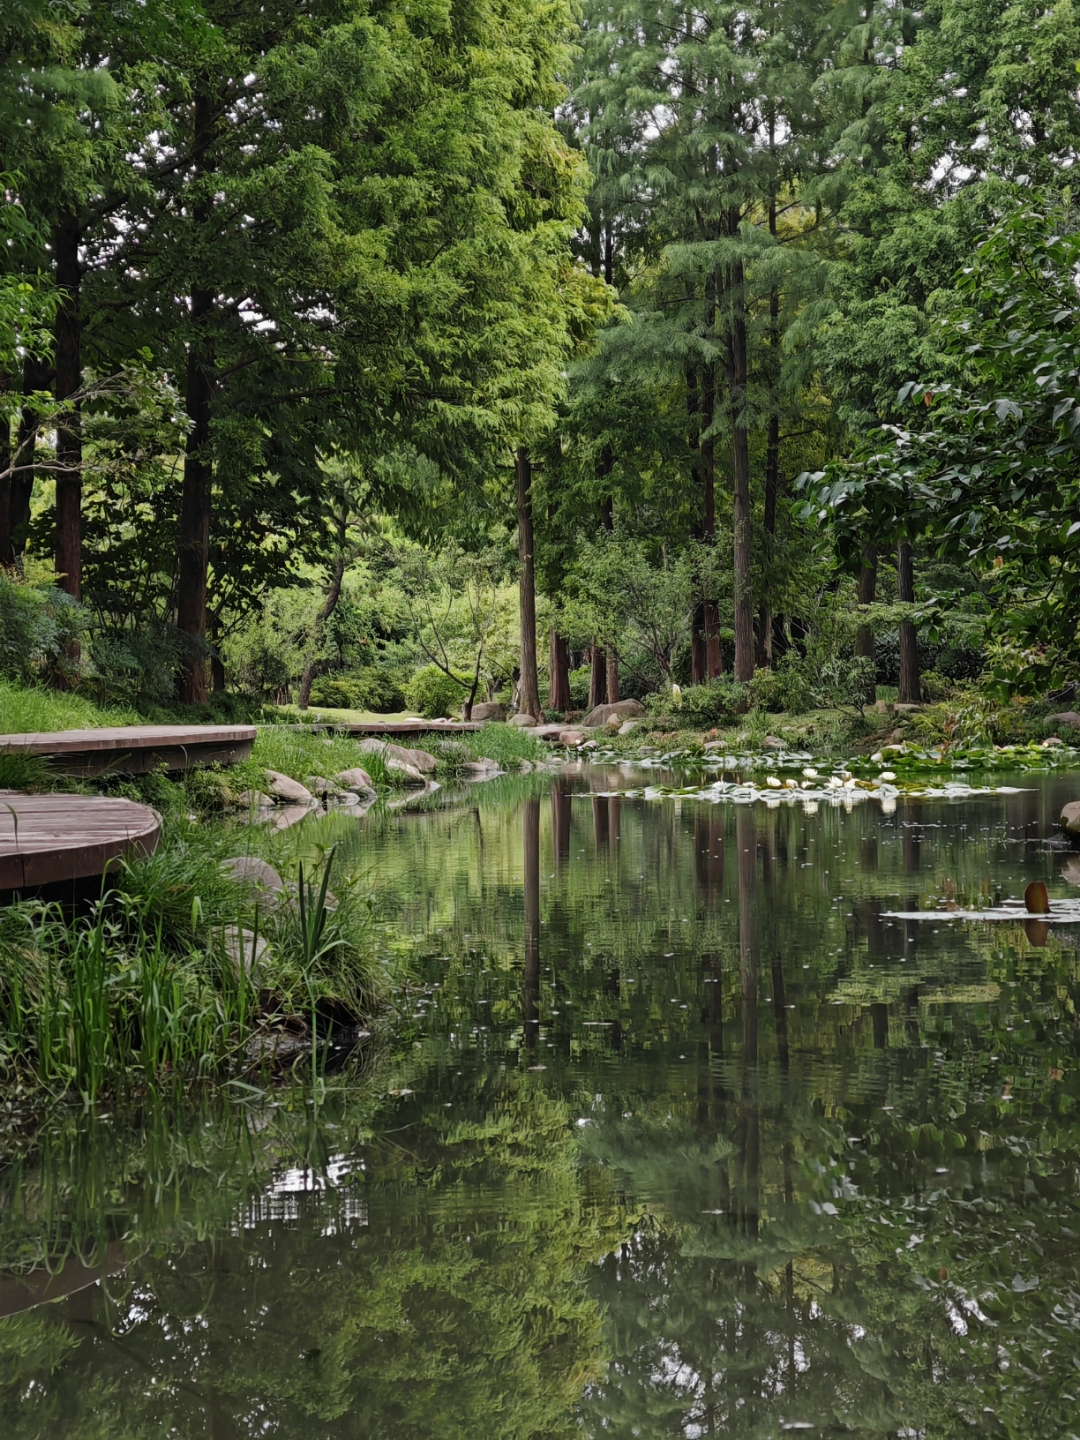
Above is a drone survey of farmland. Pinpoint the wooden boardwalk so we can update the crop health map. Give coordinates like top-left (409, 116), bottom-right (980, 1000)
top-left (304, 719), bottom-right (481, 736)
top-left (0, 793), bottom-right (160, 890)
top-left (0, 724), bottom-right (255, 776)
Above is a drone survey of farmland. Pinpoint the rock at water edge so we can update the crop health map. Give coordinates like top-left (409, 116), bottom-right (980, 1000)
top-left (263, 770), bottom-right (315, 804)
top-left (581, 698), bottom-right (646, 728)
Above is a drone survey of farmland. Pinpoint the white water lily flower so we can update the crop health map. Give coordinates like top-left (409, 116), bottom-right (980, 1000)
top-left (826, 776), bottom-right (843, 789)
top-left (766, 776), bottom-right (782, 788)
top-left (802, 767), bottom-right (818, 779)
top-left (843, 777), bottom-right (857, 789)
top-left (870, 751), bottom-right (883, 763)
top-left (879, 770), bottom-right (897, 782)
top-left (784, 778), bottom-right (798, 789)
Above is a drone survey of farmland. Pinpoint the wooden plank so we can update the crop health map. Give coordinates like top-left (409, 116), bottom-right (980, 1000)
top-left (0, 724), bottom-right (256, 755)
top-left (0, 795), bottom-right (160, 891)
top-left (305, 721), bottom-right (482, 736)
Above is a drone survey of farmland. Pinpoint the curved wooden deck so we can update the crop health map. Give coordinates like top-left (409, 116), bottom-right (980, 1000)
top-left (0, 794), bottom-right (160, 890)
top-left (0, 724), bottom-right (255, 776)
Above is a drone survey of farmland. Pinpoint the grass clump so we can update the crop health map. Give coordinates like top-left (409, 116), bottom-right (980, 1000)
top-left (235, 726), bottom-right (396, 793)
top-left (462, 723), bottom-right (546, 768)
top-left (0, 825), bottom-right (384, 1106)
top-left (0, 679), bottom-right (139, 734)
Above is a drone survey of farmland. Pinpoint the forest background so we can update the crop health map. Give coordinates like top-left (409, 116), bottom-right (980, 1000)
top-left (4, 0), bottom-right (1080, 741)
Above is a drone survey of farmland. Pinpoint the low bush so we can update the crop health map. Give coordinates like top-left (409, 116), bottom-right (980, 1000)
top-left (646, 678), bottom-right (750, 728)
top-left (404, 664), bottom-right (468, 719)
top-left (310, 667), bottom-right (406, 714)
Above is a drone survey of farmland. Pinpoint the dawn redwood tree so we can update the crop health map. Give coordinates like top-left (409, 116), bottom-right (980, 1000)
top-left (569, 0), bottom-right (838, 683)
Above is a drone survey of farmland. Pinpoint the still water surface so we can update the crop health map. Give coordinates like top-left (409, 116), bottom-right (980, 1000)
top-left (3, 764), bottom-right (1080, 1437)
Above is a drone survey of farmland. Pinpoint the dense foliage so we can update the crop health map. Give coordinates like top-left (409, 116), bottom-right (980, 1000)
top-left (3, 0), bottom-right (1080, 719)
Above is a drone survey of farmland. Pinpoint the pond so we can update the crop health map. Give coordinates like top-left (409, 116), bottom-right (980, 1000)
top-left (2, 761), bottom-right (1080, 1438)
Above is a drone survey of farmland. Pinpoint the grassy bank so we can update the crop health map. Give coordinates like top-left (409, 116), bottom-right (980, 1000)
top-left (0, 820), bottom-right (388, 1106)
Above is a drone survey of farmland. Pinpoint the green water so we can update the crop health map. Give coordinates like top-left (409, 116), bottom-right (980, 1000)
top-left (3, 763), bottom-right (1080, 1437)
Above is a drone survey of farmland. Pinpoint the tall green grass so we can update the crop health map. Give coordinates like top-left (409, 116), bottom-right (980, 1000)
top-left (0, 679), bottom-right (140, 734)
top-left (238, 726), bottom-right (395, 790)
top-left (0, 832), bottom-right (383, 1105)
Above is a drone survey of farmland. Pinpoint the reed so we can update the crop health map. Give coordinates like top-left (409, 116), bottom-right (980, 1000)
top-left (0, 837), bottom-right (381, 1105)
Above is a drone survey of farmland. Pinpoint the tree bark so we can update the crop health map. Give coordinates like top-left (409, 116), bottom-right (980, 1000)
top-left (53, 211), bottom-right (82, 603)
top-left (897, 539), bottom-right (920, 704)
top-left (0, 368), bottom-right (10, 566)
top-left (854, 542), bottom-right (877, 703)
top-left (9, 356), bottom-right (49, 561)
top-left (549, 630), bottom-right (571, 711)
top-left (728, 253), bottom-right (755, 683)
top-left (298, 551), bottom-right (346, 710)
top-left (588, 645), bottom-right (607, 709)
top-left (177, 90), bottom-right (217, 705)
top-left (605, 650), bottom-right (620, 704)
top-left (516, 446), bottom-right (542, 721)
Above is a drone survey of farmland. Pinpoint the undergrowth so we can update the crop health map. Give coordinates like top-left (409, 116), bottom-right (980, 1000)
top-left (0, 823), bottom-right (385, 1106)
top-left (0, 679), bottom-right (139, 734)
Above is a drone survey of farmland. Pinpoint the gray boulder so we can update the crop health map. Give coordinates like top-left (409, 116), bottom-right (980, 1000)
top-left (220, 856), bottom-right (285, 896)
top-left (559, 728), bottom-right (587, 746)
top-left (581, 698), bottom-right (646, 728)
top-left (618, 720), bottom-right (639, 736)
top-left (222, 926), bottom-right (271, 978)
top-left (264, 770), bottom-right (314, 804)
top-left (509, 713), bottom-right (537, 727)
top-left (356, 739), bottom-right (438, 774)
top-left (468, 701), bottom-right (507, 722)
top-left (335, 766), bottom-right (377, 793)
top-left (1049, 711), bottom-right (1080, 730)
top-left (1061, 801), bottom-right (1080, 837)
top-left (762, 736), bottom-right (785, 751)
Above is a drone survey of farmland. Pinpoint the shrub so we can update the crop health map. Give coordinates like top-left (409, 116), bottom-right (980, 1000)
top-left (568, 666), bottom-right (591, 711)
top-left (405, 664), bottom-right (468, 718)
top-left (0, 572), bottom-right (88, 684)
top-left (310, 667), bottom-right (406, 714)
top-left (646, 678), bottom-right (750, 727)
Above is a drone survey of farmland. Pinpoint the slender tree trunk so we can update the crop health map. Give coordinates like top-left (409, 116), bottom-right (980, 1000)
top-left (177, 88), bottom-right (216, 705)
top-left (588, 646), bottom-right (607, 709)
top-left (549, 630), bottom-right (571, 712)
top-left (728, 252), bottom-right (755, 683)
top-left (10, 355), bottom-right (49, 561)
top-left (605, 651), bottom-right (620, 703)
top-left (298, 551), bottom-right (346, 710)
top-left (0, 368), bottom-right (10, 566)
top-left (516, 446), bottom-right (542, 720)
top-left (897, 539), bottom-right (920, 703)
top-left (701, 357), bottom-right (722, 680)
top-left (855, 541), bottom-right (877, 703)
top-left (53, 211), bottom-right (82, 604)
top-left (757, 148), bottom-right (780, 670)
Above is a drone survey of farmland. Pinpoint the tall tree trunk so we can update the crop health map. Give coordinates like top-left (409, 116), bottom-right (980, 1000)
top-left (700, 356), bottom-right (722, 680)
top-left (687, 365), bottom-right (707, 684)
top-left (605, 651), bottom-right (620, 703)
top-left (298, 552), bottom-right (346, 710)
top-left (897, 539), bottom-right (920, 704)
top-left (757, 142), bottom-right (780, 670)
top-left (10, 356), bottom-right (49, 561)
top-left (854, 542), bottom-right (877, 703)
top-left (53, 211), bottom-right (82, 604)
top-left (588, 645), bottom-right (606, 709)
top-left (177, 88), bottom-right (216, 705)
top-left (549, 630), bottom-right (571, 712)
top-left (516, 446), bottom-right (542, 720)
top-left (728, 251), bottom-right (755, 683)
top-left (0, 368), bottom-right (10, 566)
